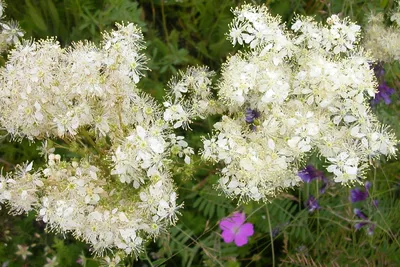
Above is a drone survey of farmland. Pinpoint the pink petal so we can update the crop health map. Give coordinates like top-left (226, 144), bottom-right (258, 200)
top-left (219, 218), bottom-right (235, 231)
top-left (239, 222), bottom-right (254, 237)
top-left (231, 212), bottom-right (245, 225)
top-left (219, 212), bottom-right (245, 230)
top-left (234, 234), bottom-right (249, 247)
top-left (221, 230), bottom-right (235, 243)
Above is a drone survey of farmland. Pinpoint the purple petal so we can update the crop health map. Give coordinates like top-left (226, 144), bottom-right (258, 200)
top-left (368, 224), bottom-right (375, 235)
top-left (245, 108), bottom-right (260, 123)
top-left (349, 188), bottom-right (368, 203)
top-left (319, 177), bottom-right (328, 194)
top-left (373, 82), bottom-right (395, 105)
top-left (234, 234), bottom-right (249, 247)
top-left (298, 165), bottom-right (324, 183)
top-left (239, 222), bottom-right (254, 237)
top-left (365, 181), bottom-right (372, 191)
top-left (306, 195), bottom-right (320, 212)
top-left (354, 222), bottom-right (368, 230)
top-left (354, 208), bottom-right (368, 220)
top-left (221, 230), bottom-right (235, 243)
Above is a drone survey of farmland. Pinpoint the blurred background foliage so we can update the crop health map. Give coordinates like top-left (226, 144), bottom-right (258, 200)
top-left (0, 0), bottom-right (399, 266)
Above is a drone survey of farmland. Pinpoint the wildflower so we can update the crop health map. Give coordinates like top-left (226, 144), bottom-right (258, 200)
top-left (353, 208), bottom-right (376, 235)
top-left (305, 195), bottom-right (320, 212)
top-left (245, 108), bottom-right (260, 123)
top-left (298, 165), bottom-right (324, 183)
top-left (365, 181), bottom-right (372, 191)
top-left (354, 208), bottom-right (368, 220)
top-left (44, 256), bottom-right (58, 267)
top-left (371, 63), bottom-right (395, 105)
top-left (368, 224), bottom-right (376, 235)
top-left (372, 82), bottom-right (395, 105)
top-left (349, 187), bottom-right (368, 202)
top-left (15, 244), bottom-right (32, 261)
top-left (363, 13), bottom-right (400, 62)
top-left (373, 62), bottom-right (385, 79)
top-left (1, 20), bottom-right (24, 44)
top-left (202, 3), bottom-right (398, 202)
top-left (219, 212), bottom-right (254, 246)
top-left (319, 176), bottom-right (329, 194)
top-left (354, 222), bottom-right (368, 230)
top-left (0, 0), bottom-right (4, 18)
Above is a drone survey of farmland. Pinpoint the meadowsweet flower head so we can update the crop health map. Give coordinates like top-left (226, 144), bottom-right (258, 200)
top-left (0, 2), bottom-right (24, 52)
top-left (0, 1), bottom-right (4, 18)
top-left (163, 66), bottom-right (220, 129)
top-left (1, 20), bottom-right (23, 44)
top-left (364, 13), bottom-right (400, 62)
top-left (219, 212), bottom-right (254, 247)
top-left (202, 4), bottom-right (398, 202)
top-left (0, 18), bottom-right (189, 256)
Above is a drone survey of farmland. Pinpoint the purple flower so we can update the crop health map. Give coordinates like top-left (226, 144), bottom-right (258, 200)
top-left (371, 63), bottom-right (396, 105)
top-left (298, 165), bottom-right (324, 183)
top-left (353, 208), bottom-right (375, 235)
top-left (298, 165), bottom-right (329, 193)
top-left (245, 108), bottom-right (260, 123)
top-left (306, 195), bottom-right (320, 212)
top-left (365, 181), bottom-right (372, 191)
top-left (219, 212), bottom-right (254, 247)
top-left (368, 224), bottom-right (376, 235)
top-left (373, 63), bottom-right (385, 79)
top-left (349, 187), bottom-right (368, 203)
top-left (354, 222), bottom-right (368, 230)
top-left (354, 208), bottom-right (368, 220)
top-left (319, 176), bottom-right (329, 194)
top-left (372, 82), bottom-right (395, 105)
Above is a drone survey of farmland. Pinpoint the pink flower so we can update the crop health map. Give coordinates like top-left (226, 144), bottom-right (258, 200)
top-left (219, 212), bottom-right (254, 246)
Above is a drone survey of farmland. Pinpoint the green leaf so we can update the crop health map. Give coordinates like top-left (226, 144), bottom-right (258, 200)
top-left (380, 0), bottom-right (389, 8)
top-left (25, 0), bottom-right (47, 32)
top-left (46, 0), bottom-right (60, 33)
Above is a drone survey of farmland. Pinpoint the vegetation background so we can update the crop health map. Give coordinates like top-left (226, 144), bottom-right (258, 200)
top-left (0, 0), bottom-right (399, 266)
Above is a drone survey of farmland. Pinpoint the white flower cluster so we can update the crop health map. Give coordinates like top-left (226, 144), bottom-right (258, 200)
top-left (0, 22), bottom-right (152, 140)
top-left (364, 4), bottom-right (400, 62)
top-left (35, 155), bottom-right (180, 255)
top-left (163, 66), bottom-right (222, 129)
top-left (0, 0), bottom-right (23, 52)
top-left (202, 4), bottom-right (398, 202)
top-left (0, 154), bottom-right (181, 255)
top-left (390, 0), bottom-right (400, 26)
top-left (0, 162), bottom-right (43, 214)
top-left (0, 17), bottom-right (188, 256)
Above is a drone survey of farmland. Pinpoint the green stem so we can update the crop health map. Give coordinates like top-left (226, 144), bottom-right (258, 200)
top-left (161, 0), bottom-right (169, 43)
top-left (266, 207), bottom-right (275, 267)
top-left (80, 128), bottom-right (103, 155)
